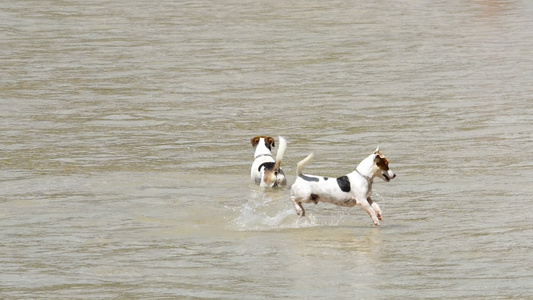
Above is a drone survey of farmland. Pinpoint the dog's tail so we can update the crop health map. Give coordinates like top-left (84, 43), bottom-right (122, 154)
top-left (296, 152), bottom-right (314, 176)
top-left (273, 136), bottom-right (287, 171)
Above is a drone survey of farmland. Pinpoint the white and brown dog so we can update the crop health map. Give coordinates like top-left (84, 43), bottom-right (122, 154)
top-left (250, 136), bottom-right (287, 188)
top-left (290, 147), bottom-right (395, 225)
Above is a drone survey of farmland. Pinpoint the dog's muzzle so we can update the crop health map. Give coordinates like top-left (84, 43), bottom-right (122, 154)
top-left (382, 170), bottom-right (396, 182)
top-left (272, 170), bottom-right (287, 187)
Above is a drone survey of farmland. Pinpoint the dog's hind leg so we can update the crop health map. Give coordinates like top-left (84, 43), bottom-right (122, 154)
top-left (367, 197), bottom-right (382, 220)
top-left (358, 200), bottom-right (380, 226)
top-left (290, 196), bottom-right (305, 217)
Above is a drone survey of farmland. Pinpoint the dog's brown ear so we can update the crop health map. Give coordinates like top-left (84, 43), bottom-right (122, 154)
top-left (374, 155), bottom-right (389, 169)
top-left (251, 136), bottom-right (260, 147)
top-left (267, 137), bottom-right (275, 148)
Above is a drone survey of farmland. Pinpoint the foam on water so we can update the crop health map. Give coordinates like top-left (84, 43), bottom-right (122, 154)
top-left (229, 190), bottom-right (350, 231)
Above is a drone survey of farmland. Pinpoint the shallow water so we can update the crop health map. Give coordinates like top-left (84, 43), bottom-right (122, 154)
top-left (1, 0), bottom-right (532, 298)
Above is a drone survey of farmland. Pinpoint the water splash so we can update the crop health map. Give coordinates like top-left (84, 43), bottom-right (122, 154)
top-left (229, 190), bottom-right (348, 231)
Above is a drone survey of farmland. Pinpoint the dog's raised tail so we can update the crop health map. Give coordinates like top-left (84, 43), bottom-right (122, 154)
top-left (273, 136), bottom-right (287, 171)
top-left (296, 152), bottom-right (314, 176)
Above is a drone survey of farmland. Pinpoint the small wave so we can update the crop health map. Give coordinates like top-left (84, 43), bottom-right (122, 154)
top-left (228, 190), bottom-right (348, 231)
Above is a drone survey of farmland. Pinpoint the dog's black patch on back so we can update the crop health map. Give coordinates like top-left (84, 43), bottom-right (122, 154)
top-left (323, 177), bottom-right (329, 181)
top-left (310, 193), bottom-right (320, 204)
top-left (336, 176), bottom-right (351, 193)
top-left (258, 162), bottom-right (275, 172)
top-left (299, 174), bottom-right (319, 182)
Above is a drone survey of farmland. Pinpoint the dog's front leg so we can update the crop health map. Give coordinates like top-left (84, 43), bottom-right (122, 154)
top-left (367, 197), bottom-right (382, 220)
top-left (358, 200), bottom-right (380, 226)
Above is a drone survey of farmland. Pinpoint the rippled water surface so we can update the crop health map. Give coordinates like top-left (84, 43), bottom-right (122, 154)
top-left (1, 0), bottom-right (532, 299)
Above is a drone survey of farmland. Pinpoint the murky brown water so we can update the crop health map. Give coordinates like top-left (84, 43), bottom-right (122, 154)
top-left (1, 0), bottom-right (532, 298)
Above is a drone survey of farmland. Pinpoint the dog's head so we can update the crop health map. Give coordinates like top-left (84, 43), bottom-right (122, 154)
top-left (264, 168), bottom-right (287, 188)
top-left (251, 136), bottom-right (275, 151)
top-left (373, 147), bottom-right (396, 182)
top-left (258, 161), bottom-right (287, 187)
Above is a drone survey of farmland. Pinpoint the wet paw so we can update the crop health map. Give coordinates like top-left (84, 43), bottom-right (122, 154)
top-left (296, 208), bottom-right (305, 217)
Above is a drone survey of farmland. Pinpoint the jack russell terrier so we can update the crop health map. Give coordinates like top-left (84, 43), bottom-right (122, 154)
top-left (250, 136), bottom-right (287, 188)
top-left (290, 147), bottom-right (395, 225)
